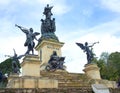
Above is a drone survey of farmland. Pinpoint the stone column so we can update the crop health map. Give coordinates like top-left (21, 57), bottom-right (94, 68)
top-left (83, 63), bottom-right (101, 79)
top-left (21, 55), bottom-right (40, 77)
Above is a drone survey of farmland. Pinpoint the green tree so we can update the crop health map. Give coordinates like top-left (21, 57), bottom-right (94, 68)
top-left (0, 58), bottom-right (12, 87)
top-left (95, 52), bottom-right (120, 81)
top-left (93, 52), bottom-right (109, 79)
top-left (107, 52), bottom-right (120, 81)
top-left (0, 58), bottom-right (12, 75)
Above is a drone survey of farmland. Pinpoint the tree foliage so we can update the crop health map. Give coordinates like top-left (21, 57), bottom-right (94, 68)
top-left (0, 58), bottom-right (12, 87)
top-left (0, 58), bottom-right (21, 76)
top-left (95, 52), bottom-right (120, 81)
top-left (0, 58), bottom-right (12, 76)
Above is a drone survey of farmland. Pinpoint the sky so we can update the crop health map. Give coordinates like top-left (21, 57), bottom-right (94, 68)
top-left (0, 0), bottom-right (120, 73)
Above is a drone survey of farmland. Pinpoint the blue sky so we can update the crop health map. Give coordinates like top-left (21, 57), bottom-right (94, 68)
top-left (0, 0), bottom-right (120, 73)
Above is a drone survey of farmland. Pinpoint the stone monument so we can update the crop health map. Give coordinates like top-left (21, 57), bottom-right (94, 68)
top-left (6, 4), bottom-right (117, 90)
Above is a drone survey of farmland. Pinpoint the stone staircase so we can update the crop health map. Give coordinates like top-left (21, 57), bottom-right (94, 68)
top-left (40, 70), bottom-right (93, 88)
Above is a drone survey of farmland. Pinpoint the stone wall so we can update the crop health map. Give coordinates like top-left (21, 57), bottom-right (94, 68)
top-left (0, 88), bottom-right (120, 93)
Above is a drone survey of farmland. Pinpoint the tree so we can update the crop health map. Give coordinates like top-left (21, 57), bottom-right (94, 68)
top-left (94, 52), bottom-right (120, 81)
top-left (0, 58), bottom-right (13, 76)
top-left (107, 52), bottom-right (120, 81)
top-left (0, 58), bottom-right (12, 87)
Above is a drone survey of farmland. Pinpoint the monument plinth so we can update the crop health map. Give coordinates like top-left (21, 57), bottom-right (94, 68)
top-left (21, 55), bottom-right (40, 77)
top-left (35, 39), bottom-right (64, 71)
top-left (83, 63), bottom-right (101, 79)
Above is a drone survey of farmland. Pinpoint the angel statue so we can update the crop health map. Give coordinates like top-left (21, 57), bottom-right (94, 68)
top-left (76, 42), bottom-right (99, 64)
top-left (5, 49), bottom-right (25, 74)
top-left (15, 24), bottom-right (40, 55)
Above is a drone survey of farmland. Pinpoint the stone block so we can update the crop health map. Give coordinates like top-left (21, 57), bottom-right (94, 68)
top-left (83, 63), bottom-right (101, 79)
top-left (92, 84), bottom-right (110, 93)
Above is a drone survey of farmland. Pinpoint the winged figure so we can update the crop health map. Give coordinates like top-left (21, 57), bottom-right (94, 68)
top-left (76, 42), bottom-right (99, 64)
top-left (15, 24), bottom-right (40, 54)
top-left (5, 49), bottom-right (25, 74)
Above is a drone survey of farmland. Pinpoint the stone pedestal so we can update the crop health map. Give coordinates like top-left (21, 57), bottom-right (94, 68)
top-left (83, 63), bottom-right (101, 79)
top-left (7, 61), bottom-right (58, 88)
top-left (7, 73), bottom-right (19, 88)
top-left (7, 76), bottom-right (58, 88)
top-left (35, 39), bottom-right (64, 71)
top-left (21, 55), bottom-right (40, 77)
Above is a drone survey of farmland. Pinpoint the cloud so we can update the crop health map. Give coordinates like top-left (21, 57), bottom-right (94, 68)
top-left (60, 17), bottom-right (120, 73)
top-left (1, 0), bottom-right (120, 73)
top-left (100, 0), bottom-right (120, 13)
top-left (0, 0), bottom-right (11, 6)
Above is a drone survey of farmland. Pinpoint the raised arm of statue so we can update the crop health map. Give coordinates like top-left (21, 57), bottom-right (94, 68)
top-left (15, 24), bottom-right (29, 34)
top-left (89, 42), bottom-right (99, 47)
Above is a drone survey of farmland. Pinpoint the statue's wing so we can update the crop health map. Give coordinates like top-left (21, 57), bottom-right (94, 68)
top-left (13, 48), bottom-right (17, 56)
top-left (17, 55), bottom-right (25, 59)
top-left (76, 43), bottom-right (85, 50)
top-left (33, 32), bottom-right (40, 36)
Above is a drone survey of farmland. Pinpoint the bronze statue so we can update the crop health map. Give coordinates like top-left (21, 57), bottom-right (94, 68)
top-left (15, 24), bottom-right (40, 55)
top-left (43, 4), bottom-right (53, 19)
top-left (76, 42), bottom-right (99, 64)
top-left (39, 4), bottom-right (58, 42)
top-left (46, 51), bottom-right (65, 71)
top-left (5, 49), bottom-right (24, 74)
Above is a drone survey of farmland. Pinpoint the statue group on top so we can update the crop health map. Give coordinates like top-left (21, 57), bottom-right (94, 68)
top-left (40, 4), bottom-right (58, 41)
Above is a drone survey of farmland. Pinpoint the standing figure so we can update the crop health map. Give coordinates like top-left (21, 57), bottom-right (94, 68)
top-left (15, 24), bottom-right (40, 55)
top-left (76, 42), bottom-right (99, 64)
top-left (51, 18), bottom-right (56, 32)
top-left (5, 49), bottom-right (24, 74)
top-left (41, 19), bottom-right (46, 34)
top-left (43, 4), bottom-right (53, 19)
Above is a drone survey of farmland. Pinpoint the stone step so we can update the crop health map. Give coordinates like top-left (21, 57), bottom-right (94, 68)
top-left (0, 87), bottom-right (120, 93)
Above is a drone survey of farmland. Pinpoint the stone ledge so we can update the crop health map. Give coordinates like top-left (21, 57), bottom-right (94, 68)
top-left (0, 88), bottom-right (120, 93)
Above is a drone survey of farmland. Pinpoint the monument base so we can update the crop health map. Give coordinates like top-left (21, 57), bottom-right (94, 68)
top-left (7, 75), bottom-right (58, 88)
top-left (83, 63), bottom-right (101, 79)
top-left (21, 55), bottom-right (40, 77)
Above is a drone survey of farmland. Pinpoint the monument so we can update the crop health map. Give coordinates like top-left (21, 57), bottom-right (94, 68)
top-left (6, 4), bottom-right (117, 91)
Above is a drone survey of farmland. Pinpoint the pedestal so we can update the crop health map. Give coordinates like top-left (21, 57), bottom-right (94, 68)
top-left (7, 76), bottom-right (58, 88)
top-left (35, 39), bottom-right (64, 71)
top-left (83, 63), bottom-right (101, 79)
top-left (21, 55), bottom-right (40, 77)
top-left (7, 73), bottom-right (19, 88)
